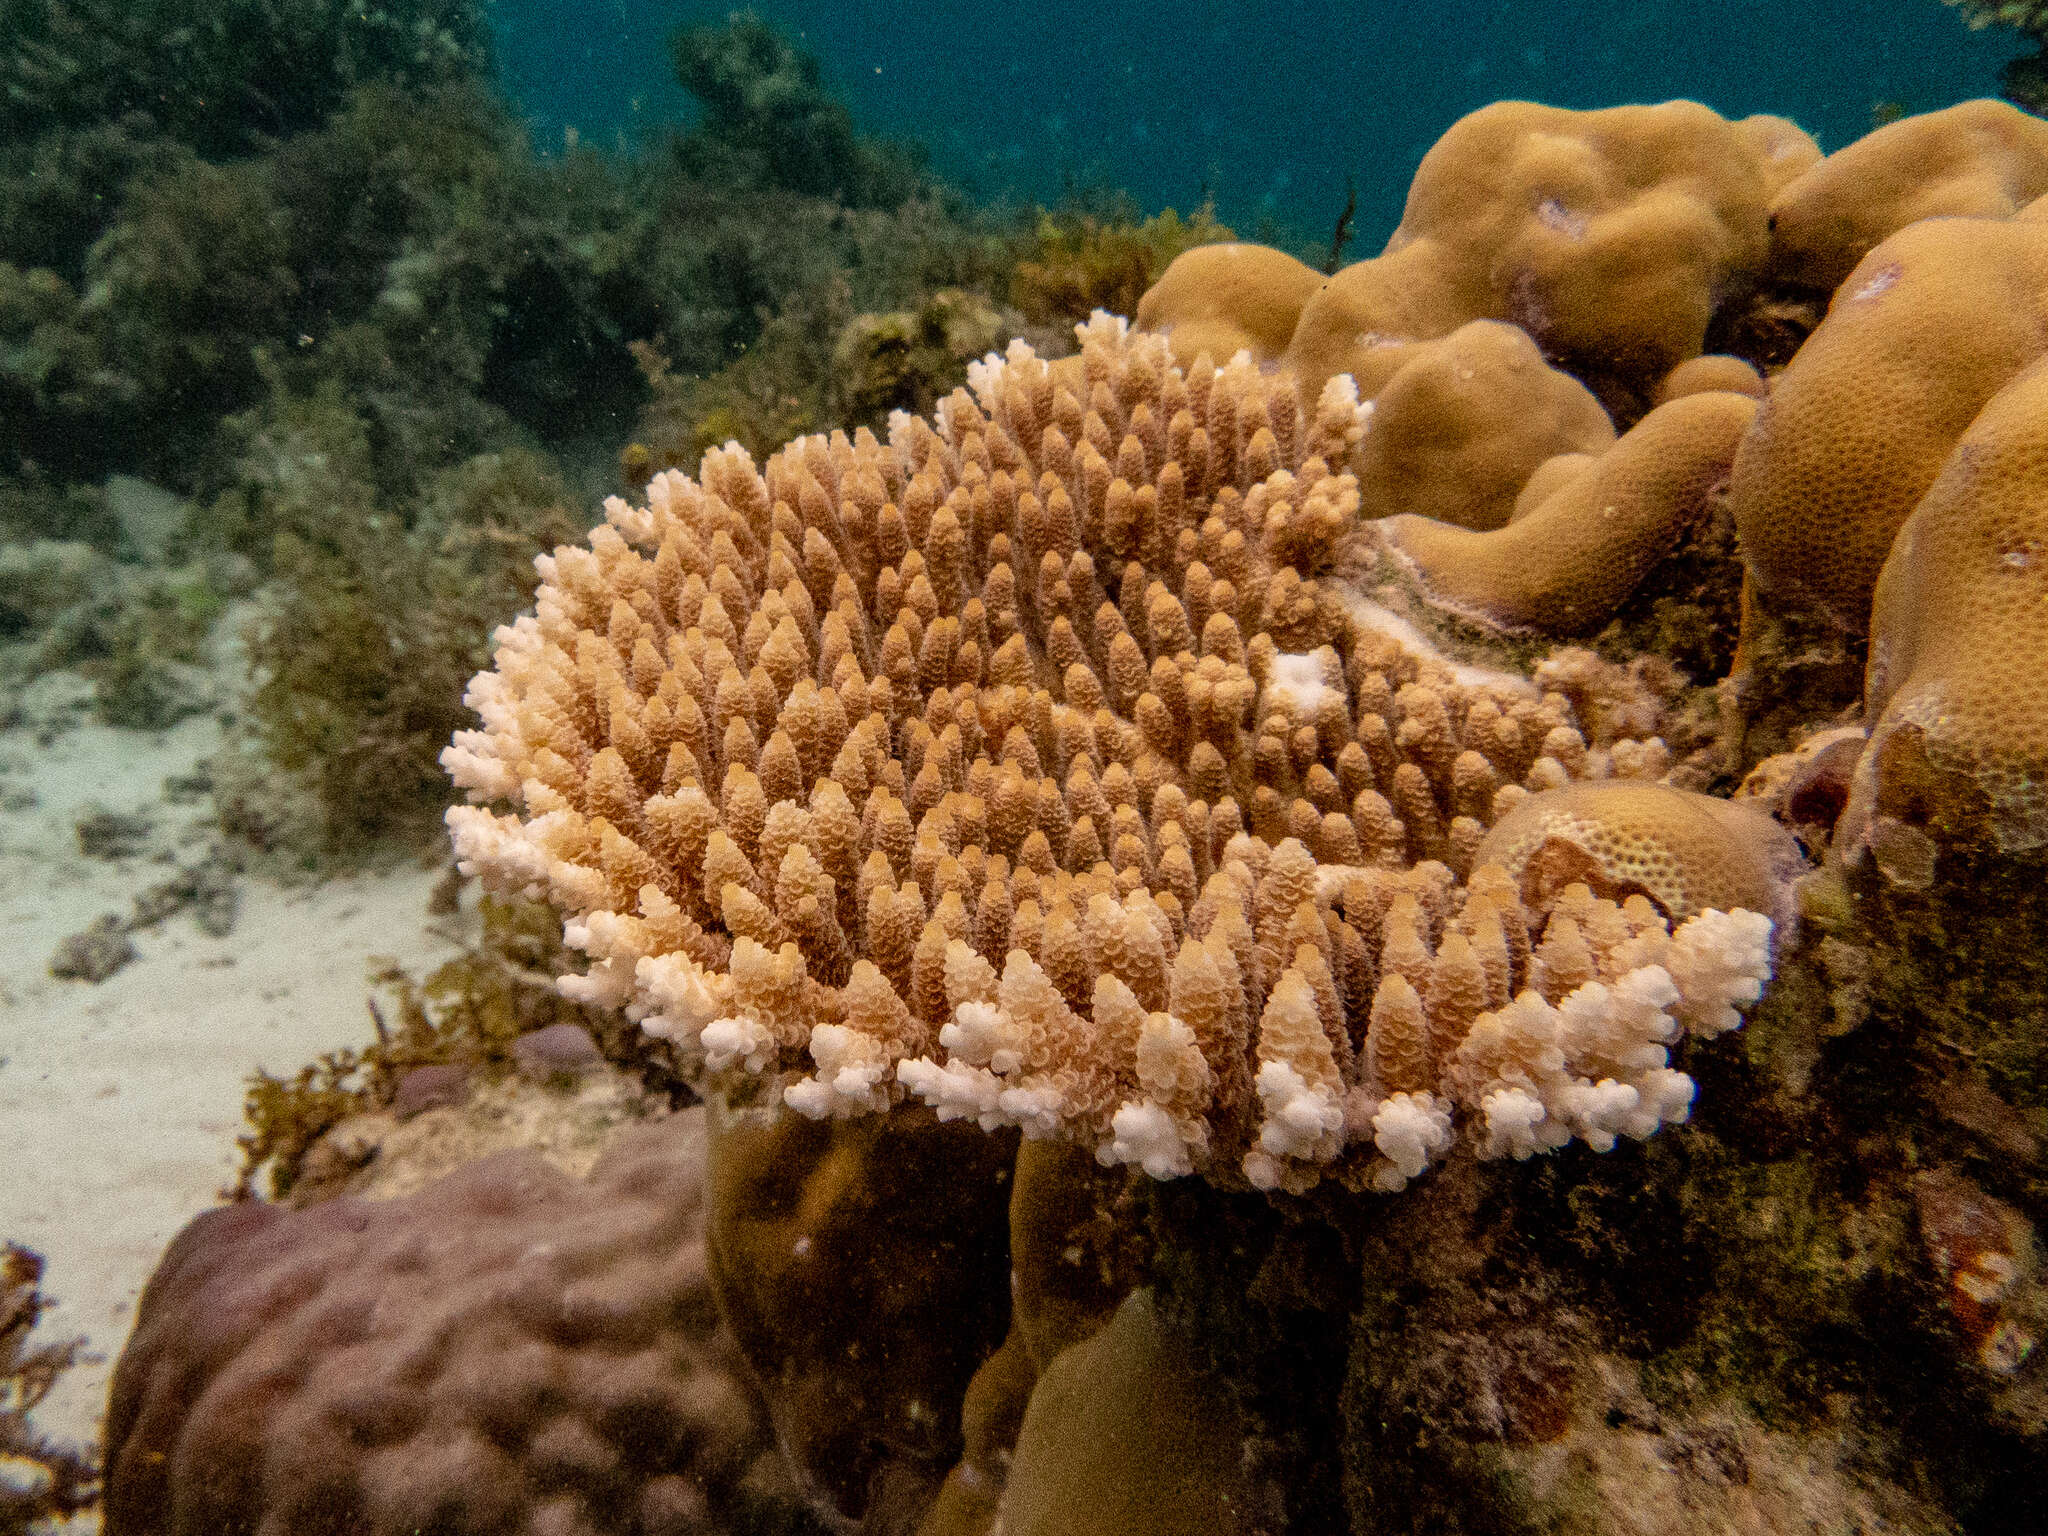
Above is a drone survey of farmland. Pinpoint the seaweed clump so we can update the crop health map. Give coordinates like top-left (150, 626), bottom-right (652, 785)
top-left (232, 429), bottom-right (587, 855)
top-left (1, 4), bottom-right (1030, 843)
top-left (0, 0), bottom-right (490, 156)
top-left (0, 1245), bottom-right (99, 1536)
top-left (670, 8), bottom-right (927, 208)
top-left (1943, 0), bottom-right (2048, 111)
top-left (1011, 199), bottom-right (1235, 328)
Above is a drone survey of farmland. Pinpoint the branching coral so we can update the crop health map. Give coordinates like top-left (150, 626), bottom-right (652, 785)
top-left (447, 314), bottom-right (1778, 1201)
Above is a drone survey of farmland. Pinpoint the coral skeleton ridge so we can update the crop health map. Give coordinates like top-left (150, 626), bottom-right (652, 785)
top-left (447, 313), bottom-right (1777, 1196)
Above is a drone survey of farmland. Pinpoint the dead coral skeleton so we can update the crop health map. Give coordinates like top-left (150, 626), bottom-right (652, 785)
top-left (447, 314), bottom-right (1776, 1194)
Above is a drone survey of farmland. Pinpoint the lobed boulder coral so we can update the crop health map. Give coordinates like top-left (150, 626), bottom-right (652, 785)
top-left (1376, 387), bottom-right (1756, 638)
top-left (1762, 97), bottom-right (2048, 294)
top-left (1132, 240), bottom-right (1324, 371)
top-left (1129, 99), bottom-right (2048, 674)
top-left (1280, 100), bottom-right (1818, 409)
top-left (103, 1111), bottom-right (824, 1536)
top-left (1727, 214), bottom-right (2048, 637)
top-left (1129, 100), bottom-right (1840, 655)
top-left (1349, 319), bottom-right (1615, 533)
top-left (993, 1289), bottom-right (1252, 1536)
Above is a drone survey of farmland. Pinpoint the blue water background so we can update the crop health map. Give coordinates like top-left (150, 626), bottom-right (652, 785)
top-left (493, 0), bottom-right (2024, 247)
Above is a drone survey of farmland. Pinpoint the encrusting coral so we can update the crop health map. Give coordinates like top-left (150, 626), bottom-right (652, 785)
top-left (446, 313), bottom-right (1780, 1200)
top-left (1473, 779), bottom-right (1802, 925)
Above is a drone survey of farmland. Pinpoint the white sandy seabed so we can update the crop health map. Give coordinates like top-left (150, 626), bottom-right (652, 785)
top-left (0, 675), bottom-right (464, 1463)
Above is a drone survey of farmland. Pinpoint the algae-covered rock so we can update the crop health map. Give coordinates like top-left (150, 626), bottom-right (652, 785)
top-left (832, 288), bottom-right (1009, 430)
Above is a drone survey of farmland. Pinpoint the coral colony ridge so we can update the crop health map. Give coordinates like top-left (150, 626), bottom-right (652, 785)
top-left (14, 6), bottom-right (2048, 1532)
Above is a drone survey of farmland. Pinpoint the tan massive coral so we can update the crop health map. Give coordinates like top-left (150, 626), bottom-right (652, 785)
top-left (1764, 98), bottom-right (2048, 294)
top-left (446, 314), bottom-right (1778, 1197)
top-left (1727, 215), bottom-right (2048, 635)
top-left (1842, 354), bottom-right (2048, 860)
top-left (1376, 388), bottom-right (1756, 636)
top-left (1282, 100), bottom-right (1819, 404)
top-left (1352, 319), bottom-right (1616, 531)
top-left (1134, 241), bottom-right (1326, 371)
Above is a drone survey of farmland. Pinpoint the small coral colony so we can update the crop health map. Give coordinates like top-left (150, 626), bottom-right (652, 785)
top-left (447, 96), bottom-right (2048, 1201)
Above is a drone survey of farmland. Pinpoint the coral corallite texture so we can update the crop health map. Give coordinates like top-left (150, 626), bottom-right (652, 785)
top-left (1377, 386), bottom-right (1758, 637)
top-left (1845, 352), bottom-right (2048, 859)
top-left (1727, 215), bottom-right (2048, 635)
top-left (103, 1110), bottom-right (823, 1536)
top-left (445, 314), bottom-right (1779, 1200)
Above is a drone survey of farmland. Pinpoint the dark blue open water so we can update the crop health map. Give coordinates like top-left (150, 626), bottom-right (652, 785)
top-left (493, 0), bottom-right (2024, 243)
